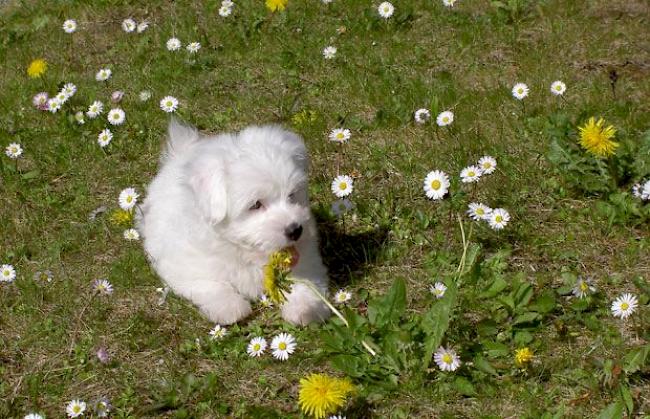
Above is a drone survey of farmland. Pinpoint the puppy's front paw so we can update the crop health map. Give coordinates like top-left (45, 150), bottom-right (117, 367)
top-left (281, 282), bottom-right (331, 326)
top-left (200, 294), bottom-right (252, 325)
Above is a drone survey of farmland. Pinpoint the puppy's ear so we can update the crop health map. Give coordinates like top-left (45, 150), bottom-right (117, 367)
top-left (162, 118), bottom-right (199, 163)
top-left (187, 156), bottom-right (228, 224)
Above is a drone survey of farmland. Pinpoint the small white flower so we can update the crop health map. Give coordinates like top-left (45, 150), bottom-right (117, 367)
top-left (107, 108), bottom-right (126, 125)
top-left (62, 19), bottom-right (77, 33)
top-left (512, 83), bottom-right (529, 100)
top-left (423, 170), bottom-right (450, 200)
top-left (378, 1), bottom-right (395, 18)
top-left (259, 294), bottom-right (273, 307)
top-left (24, 414), bottom-right (45, 419)
top-left (467, 202), bottom-right (492, 221)
top-left (5, 143), bottom-right (23, 159)
top-left (322, 0), bottom-right (333, 3)
top-left (442, 0), bottom-right (457, 7)
top-left (611, 293), bottom-right (638, 319)
top-left (322, 46), bottom-right (337, 59)
top-left (329, 128), bottom-right (351, 143)
top-left (329, 416), bottom-right (346, 419)
top-left (209, 324), bottom-right (227, 340)
top-left (247, 336), bottom-right (267, 357)
top-left (160, 96), bottom-right (179, 113)
top-left (93, 279), bottom-right (113, 295)
top-left (434, 347), bottom-right (461, 371)
top-left (550, 81), bottom-right (566, 96)
top-left (222, 0), bottom-right (234, 6)
top-left (270, 333), bottom-right (297, 361)
top-left (123, 228), bottom-right (140, 241)
top-left (436, 111), bottom-right (454, 126)
top-left (139, 90), bottom-right (152, 102)
top-left (33, 92), bottom-right (49, 109)
top-left (166, 37), bottom-right (181, 51)
top-left (62, 83), bottom-right (77, 98)
top-left (121, 18), bottom-right (136, 33)
top-left (488, 208), bottom-right (510, 230)
top-left (633, 180), bottom-right (650, 200)
top-left (414, 108), bottom-right (430, 124)
top-left (186, 42), bottom-right (201, 53)
top-left (75, 111), bottom-right (85, 124)
top-left (97, 129), bottom-right (113, 148)
top-left (331, 199), bottom-right (353, 217)
top-left (55, 91), bottom-right (69, 103)
top-left (1, 264), bottom-right (16, 282)
top-left (96, 68), bottom-right (112, 82)
top-left (137, 21), bottom-right (149, 33)
top-left (460, 165), bottom-right (483, 183)
top-left (572, 277), bottom-right (596, 299)
top-left (430, 282), bottom-right (447, 298)
top-left (66, 399), bottom-right (86, 418)
top-left (219, 5), bottom-right (233, 17)
top-left (119, 187), bottom-right (139, 210)
top-left (331, 175), bottom-right (354, 198)
top-left (477, 156), bottom-right (497, 174)
top-left (334, 289), bottom-right (352, 304)
top-left (87, 101), bottom-right (104, 118)
top-left (47, 98), bottom-right (62, 113)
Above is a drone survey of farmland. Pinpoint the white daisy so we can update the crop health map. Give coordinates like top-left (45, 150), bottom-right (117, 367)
top-left (488, 208), bottom-right (510, 230)
top-left (1, 264), bottom-right (16, 282)
top-left (322, 46), bottom-right (337, 59)
top-left (24, 414), bottom-right (44, 419)
top-left (328, 128), bottom-right (351, 143)
top-left (331, 198), bottom-right (353, 217)
top-left (460, 165), bottom-right (483, 183)
top-left (550, 81), bottom-right (566, 96)
top-left (467, 202), bottom-right (492, 221)
top-left (477, 155), bottom-right (497, 174)
top-left (55, 91), bottom-right (69, 103)
top-left (121, 18), bottom-right (136, 33)
top-left (96, 68), bottom-right (112, 82)
top-left (222, 0), bottom-right (234, 6)
top-left (209, 324), bottom-right (228, 340)
top-left (62, 83), bottom-right (77, 98)
top-left (5, 143), bottom-right (23, 159)
top-left (512, 83), bottom-right (529, 100)
top-left (611, 293), bottom-right (638, 319)
top-left (137, 21), bottom-right (149, 33)
top-left (378, 1), bottom-right (395, 18)
top-left (219, 5), bottom-right (233, 16)
top-left (423, 170), bottom-right (450, 200)
top-left (139, 90), bottom-right (152, 102)
top-left (166, 37), bottom-right (181, 51)
top-left (86, 101), bottom-right (104, 118)
top-left (160, 96), bottom-right (179, 113)
top-left (62, 19), bottom-right (77, 33)
top-left (270, 333), bottom-right (297, 361)
top-left (93, 279), bottom-right (113, 295)
top-left (334, 289), bottom-right (352, 304)
top-left (322, 0), bottom-right (333, 3)
top-left (430, 282), bottom-right (447, 298)
top-left (186, 42), bottom-right (201, 53)
top-left (436, 111), bottom-right (454, 126)
top-left (66, 399), bottom-right (86, 418)
top-left (247, 336), bottom-right (267, 357)
top-left (572, 276), bottom-right (596, 299)
top-left (97, 129), bottom-right (113, 148)
top-left (634, 180), bottom-right (650, 200)
top-left (434, 346), bottom-right (461, 371)
top-left (331, 175), bottom-right (354, 198)
top-left (47, 98), bottom-right (62, 113)
top-left (414, 108), bottom-right (430, 124)
top-left (632, 183), bottom-right (642, 199)
top-left (32, 92), bottom-right (48, 109)
top-left (123, 228), bottom-right (140, 241)
top-left (118, 187), bottom-right (139, 210)
top-left (111, 90), bottom-right (124, 103)
top-left (94, 397), bottom-right (111, 418)
top-left (107, 108), bottom-right (126, 125)
top-left (75, 111), bottom-right (85, 125)
top-left (442, 0), bottom-right (457, 6)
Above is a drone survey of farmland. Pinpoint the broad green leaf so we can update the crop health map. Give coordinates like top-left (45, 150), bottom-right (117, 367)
top-left (529, 291), bottom-right (556, 314)
top-left (421, 280), bottom-right (458, 369)
top-left (623, 344), bottom-right (650, 374)
top-left (479, 276), bottom-right (508, 299)
top-left (513, 312), bottom-right (540, 325)
top-left (620, 385), bottom-right (633, 416)
top-left (331, 354), bottom-right (362, 377)
top-left (454, 376), bottom-right (477, 396)
top-left (367, 278), bottom-right (406, 328)
top-left (596, 401), bottom-right (623, 419)
top-left (474, 354), bottom-right (498, 376)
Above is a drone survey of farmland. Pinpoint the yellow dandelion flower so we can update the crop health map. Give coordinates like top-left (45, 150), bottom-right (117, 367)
top-left (109, 209), bottom-right (134, 227)
top-left (298, 374), bottom-right (354, 419)
top-left (514, 347), bottom-right (534, 367)
top-left (27, 58), bottom-right (48, 78)
top-left (578, 117), bottom-right (618, 158)
top-left (266, 0), bottom-right (287, 12)
top-left (263, 248), bottom-right (294, 304)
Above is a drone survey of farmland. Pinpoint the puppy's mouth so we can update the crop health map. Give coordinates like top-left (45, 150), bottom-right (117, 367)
top-left (285, 246), bottom-right (299, 268)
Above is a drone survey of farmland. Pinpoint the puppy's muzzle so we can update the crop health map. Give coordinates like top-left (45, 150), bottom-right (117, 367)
top-left (285, 223), bottom-right (303, 241)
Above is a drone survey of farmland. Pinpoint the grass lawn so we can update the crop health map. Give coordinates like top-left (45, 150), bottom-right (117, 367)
top-left (1, 0), bottom-right (649, 417)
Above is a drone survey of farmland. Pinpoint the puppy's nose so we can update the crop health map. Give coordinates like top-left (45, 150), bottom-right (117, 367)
top-left (285, 223), bottom-right (303, 241)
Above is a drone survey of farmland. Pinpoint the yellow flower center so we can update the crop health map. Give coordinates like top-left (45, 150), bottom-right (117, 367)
top-left (443, 117), bottom-right (449, 123)
top-left (580, 282), bottom-right (588, 291)
top-left (253, 343), bottom-right (261, 351)
top-left (621, 302), bottom-right (629, 310)
top-left (166, 101), bottom-right (173, 107)
top-left (336, 133), bottom-right (344, 139)
top-left (483, 162), bottom-right (491, 169)
top-left (442, 354), bottom-right (453, 364)
top-left (339, 182), bottom-right (347, 190)
top-left (278, 342), bottom-right (287, 350)
top-left (495, 215), bottom-right (503, 222)
top-left (476, 208), bottom-right (484, 215)
top-left (3, 270), bottom-right (9, 276)
top-left (73, 406), bottom-right (81, 413)
top-left (126, 196), bottom-right (133, 203)
top-left (431, 180), bottom-right (441, 190)
top-left (468, 171), bottom-right (475, 177)
top-left (518, 88), bottom-right (524, 94)
top-left (384, 6), bottom-right (390, 12)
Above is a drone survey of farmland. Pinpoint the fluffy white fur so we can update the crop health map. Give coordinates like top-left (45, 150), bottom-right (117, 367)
top-left (138, 120), bottom-right (331, 325)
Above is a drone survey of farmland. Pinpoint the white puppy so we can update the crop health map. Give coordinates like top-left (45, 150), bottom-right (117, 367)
top-left (138, 119), bottom-right (331, 325)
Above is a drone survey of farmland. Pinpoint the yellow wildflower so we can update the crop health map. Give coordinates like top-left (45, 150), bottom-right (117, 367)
top-left (109, 209), bottom-right (134, 227)
top-left (27, 58), bottom-right (48, 78)
top-left (514, 347), bottom-right (534, 367)
top-left (578, 117), bottom-right (618, 158)
top-left (266, 0), bottom-right (287, 12)
top-left (263, 249), bottom-right (294, 304)
top-left (298, 374), bottom-right (354, 419)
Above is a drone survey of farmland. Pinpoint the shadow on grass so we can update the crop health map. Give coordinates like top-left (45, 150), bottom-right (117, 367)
top-left (315, 211), bottom-right (390, 287)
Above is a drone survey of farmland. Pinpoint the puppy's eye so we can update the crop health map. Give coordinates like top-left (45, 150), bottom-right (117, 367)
top-left (249, 200), bottom-right (263, 211)
top-left (288, 192), bottom-right (296, 202)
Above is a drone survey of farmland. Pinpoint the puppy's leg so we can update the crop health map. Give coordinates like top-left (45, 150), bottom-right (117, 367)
top-left (179, 280), bottom-right (252, 325)
top-left (281, 281), bottom-right (331, 326)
